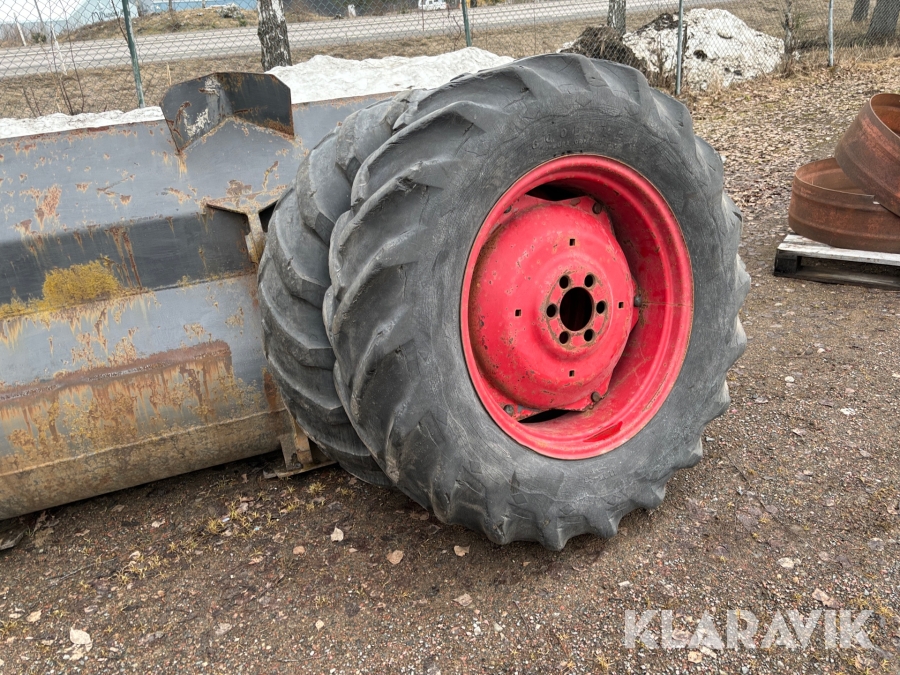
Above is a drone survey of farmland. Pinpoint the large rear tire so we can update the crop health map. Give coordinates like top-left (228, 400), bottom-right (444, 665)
top-left (258, 96), bottom-right (408, 486)
top-left (324, 54), bottom-right (749, 548)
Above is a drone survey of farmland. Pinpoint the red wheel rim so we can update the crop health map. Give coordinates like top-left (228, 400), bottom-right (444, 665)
top-left (461, 155), bottom-right (693, 459)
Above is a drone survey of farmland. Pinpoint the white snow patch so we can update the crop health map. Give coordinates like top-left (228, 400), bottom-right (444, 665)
top-left (623, 9), bottom-right (783, 90)
top-left (267, 47), bottom-right (513, 104)
top-left (0, 47), bottom-right (512, 140)
top-left (0, 107), bottom-right (166, 140)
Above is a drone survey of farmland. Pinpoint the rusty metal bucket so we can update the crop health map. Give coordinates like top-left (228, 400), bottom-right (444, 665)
top-left (788, 158), bottom-right (900, 253)
top-left (835, 93), bottom-right (900, 218)
top-left (0, 73), bottom-right (388, 520)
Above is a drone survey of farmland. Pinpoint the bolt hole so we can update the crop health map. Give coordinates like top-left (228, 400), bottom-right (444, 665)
top-left (597, 300), bottom-right (607, 314)
top-left (569, 370), bottom-right (575, 377)
top-left (584, 329), bottom-right (595, 342)
top-left (515, 309), bottom-right (521, 317)
top-left (560, 331), bottom-right (570, 344)
top-left (559, 287), bottom-right (592, 331)
top-left (618, 301), bottom-right (624, 309)
top-left (584, 274), bottom-right (595, 288)
top-left (559, 275), bottom-right (570, 289)
top-left (569, 238), bottom-right (575, 246)
top-left (546, 304), bottom-right (558, 318)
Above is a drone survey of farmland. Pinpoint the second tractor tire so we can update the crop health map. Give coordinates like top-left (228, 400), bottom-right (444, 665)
top-left (258, 95), bottom-right (409, 486)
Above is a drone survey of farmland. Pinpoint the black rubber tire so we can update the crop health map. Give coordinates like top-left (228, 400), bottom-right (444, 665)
top-left (324, 54), bottom-right (749, 548)
top-left (258, 96), bottom-right (409, 486)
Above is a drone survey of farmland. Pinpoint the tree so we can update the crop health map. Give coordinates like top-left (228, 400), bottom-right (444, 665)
top-left (607, 0), bottom-right (625, 34)
top-left (781, 0), bottom-right (796, 55)
top-left (258, 0), bottom-right (292, 71)
top-left (867, 0), bottom-right (900, 39)
top-left (851, 0), bottom-right (869, 22)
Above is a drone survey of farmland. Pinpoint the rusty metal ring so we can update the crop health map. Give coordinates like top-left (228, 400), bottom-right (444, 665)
top-left (835, 93), bottom-right (900, 217)
top-left (789, 157), bottom-right (900, 253)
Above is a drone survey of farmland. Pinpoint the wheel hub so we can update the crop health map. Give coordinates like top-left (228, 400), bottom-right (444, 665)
top-left (469, 196), bottom-right (637, 413)
top-left (461, 155), bottom-right (693, 460)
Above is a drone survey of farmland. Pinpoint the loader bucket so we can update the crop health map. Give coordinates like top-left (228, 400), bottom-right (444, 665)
top-left (0, 73), bottom-right (390, 520)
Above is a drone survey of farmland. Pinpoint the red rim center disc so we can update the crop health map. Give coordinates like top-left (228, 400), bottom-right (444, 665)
top-left (460, 155), bottom-right (694, 460)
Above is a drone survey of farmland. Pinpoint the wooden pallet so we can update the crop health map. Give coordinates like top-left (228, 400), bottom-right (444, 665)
top-left (774, 234), bottom-right (900, 290)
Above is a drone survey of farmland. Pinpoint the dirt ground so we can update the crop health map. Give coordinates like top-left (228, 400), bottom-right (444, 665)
top-left (2, 57), bottom-right (900, 674)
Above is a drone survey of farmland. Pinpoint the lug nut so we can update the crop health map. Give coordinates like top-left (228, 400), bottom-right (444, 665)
top-left (504, 404), bottom-right (514, 415)
top-left (591, 392), bottom-right (601, 403)
top-left (592, 202), bottom-right (603, 214)
top-left (633, 295), bottom-right (643, 308)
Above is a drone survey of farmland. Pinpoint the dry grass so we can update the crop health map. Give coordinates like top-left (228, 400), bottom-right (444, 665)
top-left (0, 28), bottom-right (486, 117)
top-left (59, 6), bottom-right (328, 42)
top-left (60, 8), bottom-right (259, 42)
top-left (1, 54), bottom-right (261, 117)
top-left (3, 1), bottom-right (899, 118)
top-left (0, 25), bottom-right (26, 48)
top-left (0, 6), bottom-right (327, 48)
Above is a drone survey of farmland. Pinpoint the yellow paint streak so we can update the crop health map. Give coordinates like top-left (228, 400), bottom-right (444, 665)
top-left (0, 261), bottom-right (124, 321)
top-left (43, 261), bottom-right (121, 306)
top-left (0, 298), bottom-right (28, 321)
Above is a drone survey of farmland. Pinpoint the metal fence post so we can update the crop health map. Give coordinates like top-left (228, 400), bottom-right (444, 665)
top-left (461, 0), bottom-right (472, 47)
top-left (13, 14), bottom-right (27, 46)
top-left (121, 0), bottom-right (145, 108)
top-left (827, 0), bottom-right (835, 67)
top-left (675, 0), bottom-right (684, 95)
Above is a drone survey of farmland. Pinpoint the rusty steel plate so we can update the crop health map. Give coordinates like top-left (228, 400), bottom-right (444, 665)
top-left (788, 158), bottom-right (900, 253)
top-left (835, 93), bottom-right (900, 217)
top-left (0, 76), bottom-right (393, 521)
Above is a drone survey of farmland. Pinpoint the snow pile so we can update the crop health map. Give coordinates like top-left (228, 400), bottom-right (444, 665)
top-left (623, 9), bottom-right (783, 90)
top-left (0, 48), bottom-right (512, 140)
top-left (268, 47), bottom-right (513, 104)
top-left (0, 107), bottom-right (166, 140)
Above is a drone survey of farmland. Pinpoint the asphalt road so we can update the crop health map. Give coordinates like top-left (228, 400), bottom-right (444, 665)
top-left (0, 0), bottom-right (678, 78)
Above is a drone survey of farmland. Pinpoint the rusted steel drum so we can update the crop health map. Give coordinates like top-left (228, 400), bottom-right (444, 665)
top-left (0, 73), bottom-right (387, 520)
top-left (835, 93), bottom-right (900, 217)
top-left (788, 158), bottom-right (900, 253)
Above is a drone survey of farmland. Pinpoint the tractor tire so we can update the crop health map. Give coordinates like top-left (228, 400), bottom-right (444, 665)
top-left (324, 54), bottom-right (749, 548)
top-left (258, 96), bottom-right (409, 486)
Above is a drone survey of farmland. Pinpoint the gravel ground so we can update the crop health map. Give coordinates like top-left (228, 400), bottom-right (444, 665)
top-left (1, 57), bottom-right (899, 674)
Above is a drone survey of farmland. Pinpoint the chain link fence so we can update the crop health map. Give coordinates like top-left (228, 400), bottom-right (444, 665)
top-left (1, 0), bottom-right (898, 118)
